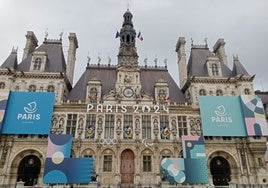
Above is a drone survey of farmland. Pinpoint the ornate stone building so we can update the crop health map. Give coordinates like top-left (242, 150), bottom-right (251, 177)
top-left (0, 9), bottom-right (267, 187)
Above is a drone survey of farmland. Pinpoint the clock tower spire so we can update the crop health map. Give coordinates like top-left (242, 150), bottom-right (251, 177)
top-left (117, 9), bottom-right (138, 67)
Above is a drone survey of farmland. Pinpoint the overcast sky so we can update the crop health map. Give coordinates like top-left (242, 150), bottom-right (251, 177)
top-left (0, 0), bottom-right (268, 90)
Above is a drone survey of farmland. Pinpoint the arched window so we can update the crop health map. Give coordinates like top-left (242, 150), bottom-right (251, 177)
top-left (244, 88), bottom-right (250, 95)
top-left (33, 58), bottom-right (42, 71)
top-left (216, 89), bottom-right (223, 96)
top-left (47, 85), bottom-right (55, 92)
top-left (199, 89), bottom-right (206, 96)
top-left (17, 155), bottom-right (41, 186)
top-left (28, 85), bottom-right (36, 92)
top-left (126, 34), bottom-right (130, 43)
top-left (210, 156), bottom-right (231, 186)
top-left (212, 63), bottom-right (219, 76)
top-left (0, 82), bottom-right (5, 89)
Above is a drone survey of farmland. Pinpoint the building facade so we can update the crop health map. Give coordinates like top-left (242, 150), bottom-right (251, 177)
top-left (0, 10), bottom-right (268, 187)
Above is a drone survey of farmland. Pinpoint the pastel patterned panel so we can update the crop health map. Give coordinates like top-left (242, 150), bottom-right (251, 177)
top-left (43, 134), bottom-right (94, 184)
top-left (240, 95), bottom-right (268, 136)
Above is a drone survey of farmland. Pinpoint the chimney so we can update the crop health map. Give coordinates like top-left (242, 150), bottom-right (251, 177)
top-left (213, 38), bottom-right (228, 67)
top-left (22, 31), bottom-right (38, 60)
top-left (175, 37), bottom-right (187, 88)
top-left (66, 33), bottom-right (78, 85)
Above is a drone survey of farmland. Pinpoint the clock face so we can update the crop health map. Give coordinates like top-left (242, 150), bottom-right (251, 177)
top-left (123, 88), bottom-right (134, 98)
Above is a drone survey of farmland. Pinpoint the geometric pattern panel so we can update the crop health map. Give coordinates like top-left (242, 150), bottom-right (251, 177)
top-left (43, 134), bottom-right (94, 184)
top-left (240, 95), bottom-right (268, 136)
top-left (161, 135), bottom-right (208, 184)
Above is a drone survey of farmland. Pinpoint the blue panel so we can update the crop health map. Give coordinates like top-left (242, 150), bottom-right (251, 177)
top-left (43, 157), bottom-right (94, 184)
top-left (184, 158), bottom-right (208, 183)
top-left (46, 134), bottom-right (72, 158)
top-left (0, 96), bottom-right (8, 133)
top-left (199, 96), bottom-right (246, 136)
top-left (1, 91), bottom-right (55, 134)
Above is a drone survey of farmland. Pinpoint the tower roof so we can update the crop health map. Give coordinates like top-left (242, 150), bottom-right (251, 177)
top-left (232, 55), bottom-right (249, 76)
top-left (17, 39), bottom-right (66, 73)
top-left (187, 46), bottom-right (232, 77)
top-left (1, 48), bottom-right (18, 70)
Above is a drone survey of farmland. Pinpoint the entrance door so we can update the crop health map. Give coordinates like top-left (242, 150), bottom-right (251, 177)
top-left (210, 156), bottom-right (231, 186)
top-left (121, 149), bottom-right (134, 184)
top-left (17, 155), bottom-right (41, 186)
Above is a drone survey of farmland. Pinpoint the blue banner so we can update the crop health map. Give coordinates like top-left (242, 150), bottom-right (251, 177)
top-left (0, 95), bottom-right (8, 133)
top-left (1, 91), bottom-right (55, 134)
top-left (199, 96), bottom-right (246, 136)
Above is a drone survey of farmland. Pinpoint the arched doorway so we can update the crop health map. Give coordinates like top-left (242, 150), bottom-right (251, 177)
top-left (210, 156), bottom-right (231, 186)
top-left (17, 155), bottom-right (41, 186)
top-left (121, 149), bottom-right (134, 184)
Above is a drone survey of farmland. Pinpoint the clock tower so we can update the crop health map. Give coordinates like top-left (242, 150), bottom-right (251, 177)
top-left (115, 9), bottom-right (143, 102)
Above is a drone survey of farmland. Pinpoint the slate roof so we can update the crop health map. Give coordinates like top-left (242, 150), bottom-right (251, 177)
top-left (232, 56), bottom-right (249, 76)
top-left (0, 49), bottom-right (18, 70)
top-left (17, 40), bottom-right (66, 73)
top-left (187, 46), bottom-right (248, 78)
top-left (255, 91), bottom-right (268, 105)
top-left (67, 65), bottom-right (187, 102)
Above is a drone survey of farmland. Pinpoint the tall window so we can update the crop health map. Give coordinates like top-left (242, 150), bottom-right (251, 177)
top-left (143, 155), bottom-right (152, 172)
top-left (212, 63), bottom-right (219, 76)
top-left (88, 87), bottom-right (98, 103)
top-left (199, 89), bottom-right (206, 96)
top-left (66, 114), bottom-right (77, 137)
top-left (123, 115), bottom-right (133, 139)
top-left (47, 85), bottom-right (55, 92)
top-left (33, 58), bottom-right (42, 71)
top-left (142, 115), bottom-right (151, 139)
top-left (0, 82), bottom-right (5, 89)
top-left (216, 89), bottom-right (223, 96)
top-left (105, 115), bottom-right (114, 138)
top-left (157, 89), bottom-right (167, 104)
top-left (103, 155), bottom-right (112, 172)
top-left (160, 115), bottom-right (170, 139)
top-left (28, 85), bottom-right (36, 92)
top-left (85, 114), bottom-right (96, 139)
top-left (178, 116), bottom-right (187, 137)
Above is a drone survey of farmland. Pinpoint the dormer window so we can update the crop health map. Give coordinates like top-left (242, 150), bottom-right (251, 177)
top-left (33, 58), bottom-right (42, 71)
top-left (30, 51), bottom-right (47, 72)
top-left (0, 82), bottom-right (5, 89)
top-left (212, 63), bottom-right (219, 76)
top-left (88, 87), bottom-right (98, 103)
top-left (29, 85), bottom-right (36, 92)
top-left (206, 57), bottom-right (222, 77)
top-left (47, 85), bottom-right (55, 92)
top-left (157, 89), bottom-right (169, 104)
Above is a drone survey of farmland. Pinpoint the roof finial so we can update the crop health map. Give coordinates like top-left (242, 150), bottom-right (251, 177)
top-left (59, 29), bottom-right (64, 41)
top-left (190, 37), bottom-right (194, 47)
top-left (97, 53), bottom-right (101, 65)
top-left (45, 28), bottom-right (48, 41)
top-left (87, 52), bottom-right (91, 67)
top-left (108, 56), bottom-right (111, 65)
top-left (164, 58), bottom-right (167, 68)
top-left (127, 0), bottom-right (130, 10)
top-left (154, 56), bottom-right (158, 67)
top-left (204, 35), bottom-right (208, 47)
top-left (144, 58), bottom-right (147, 67)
